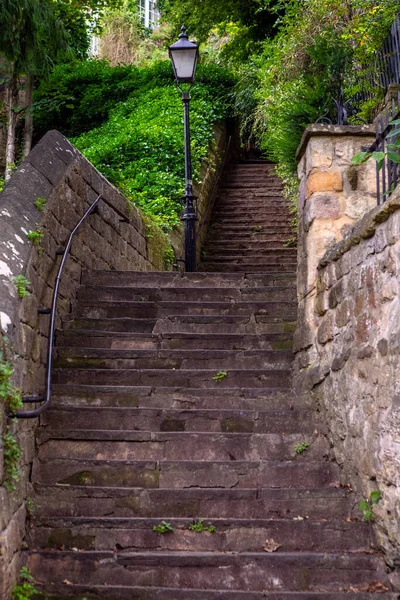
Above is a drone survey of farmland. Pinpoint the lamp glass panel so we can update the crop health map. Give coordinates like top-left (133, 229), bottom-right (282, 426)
top-left (171, 48), bottom-right (197, 80)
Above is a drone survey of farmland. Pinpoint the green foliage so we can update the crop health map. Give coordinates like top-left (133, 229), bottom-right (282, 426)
top-left (249, 0), bottom-right (399, 190)
top-left (164, 245), bottom-right (175, 269)
top-left (360, 490), bottom-right (382, 521)
top-left (26, 497), bottom-right (40, 517)
top-left (189, 520), bottom-right (216, 533)
top-left (295, 441), bottom-right (310, 455)
top-left (0, 353), bottom-right (23, 413)
top-left (153, 520), bottom-right (173, 534)
top-left (34, 60), bottom-right (234, 231)
top-left (158, 0), bottom-right (279, 45)
top-left (11, 567), bottom-right (38, 600)
top-left (3, 428), bottom-right (22, 493)
top-left (34, 197), bottom-right (47, 212)
top-left (213, 370), bottom-right (228, 383)
top-left (353, 121), bottom-right (400, 171)
top-left (27, 228), bottom-right (44, 246)
top-left (13, 275), bottom-right (31, 299)
top-left (0, 176), bottom-right (6, 193)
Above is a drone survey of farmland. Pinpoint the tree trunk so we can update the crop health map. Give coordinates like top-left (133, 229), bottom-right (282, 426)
top-left (23, 74), bottom-right (34, 160)
top-left (5, 68), bottom-right (17, 181)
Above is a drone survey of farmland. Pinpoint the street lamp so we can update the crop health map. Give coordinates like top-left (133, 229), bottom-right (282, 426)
top-left (169, 25), bottom-right (199, 272)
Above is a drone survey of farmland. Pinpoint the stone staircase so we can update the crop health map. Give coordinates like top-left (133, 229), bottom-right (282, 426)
top-left (26, 161), bottom-right (396, 598)
top-left (202, 161), bottom-right (297, 272)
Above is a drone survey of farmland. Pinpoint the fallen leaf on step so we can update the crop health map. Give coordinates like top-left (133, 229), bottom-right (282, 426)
top-left (263, 539), bottom-right (281, 552)
top-left (293, 516), bottom-right (304, 520)
top-left (63, 580), bottom-right (72, 585)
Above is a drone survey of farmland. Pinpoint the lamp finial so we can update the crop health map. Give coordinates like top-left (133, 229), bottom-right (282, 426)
top-left (179, 24), bottom-right (188, 39)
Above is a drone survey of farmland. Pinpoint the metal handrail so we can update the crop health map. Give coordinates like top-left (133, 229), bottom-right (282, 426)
top-left (13, 195), bottom-right (103, 419)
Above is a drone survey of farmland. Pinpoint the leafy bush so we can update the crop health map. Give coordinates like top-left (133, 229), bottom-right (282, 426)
top-left (35, 60), bottom-right (235, 231)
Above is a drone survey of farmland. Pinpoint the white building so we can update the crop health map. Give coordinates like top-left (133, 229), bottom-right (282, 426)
top-left (137, 0), bottom-right (160, 29)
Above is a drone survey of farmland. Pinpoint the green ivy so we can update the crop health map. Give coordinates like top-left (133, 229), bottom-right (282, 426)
top-left (0, 353), bottom-right (23, 413)
top-left (13, 275), bottom-right (31, 299)
top-left (34, 60), bottom-right (235, 232)
top-left (3, 427), bottom-right (22, 493)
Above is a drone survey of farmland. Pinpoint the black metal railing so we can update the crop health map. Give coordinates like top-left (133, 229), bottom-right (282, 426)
top-left (316, 14), bottom-right (400, 125)
top-left (376, 15), bottom-right (400, 90)
top-left (13, 195), bottom-right (104, 419)
top-left (363, 91), bottom-right (400, 205)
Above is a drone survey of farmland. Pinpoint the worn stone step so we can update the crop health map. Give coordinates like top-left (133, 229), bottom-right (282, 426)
top-left (40, 407), bottom-right (313, 434)
top-left (203, 250), bottom-right (296, 259)
top-left (207, 232), bottom-right (294, 243)
top-left (81, 271), bottom-right (296, 289)
top-left (204, 244), bottom-right (296, 252)
top-left (34, 458), bottom-right (339, 489)
top-left (212, 209), bottom-right (290, 218)
top-left (32, 517), bottom-right (372, 553)
top-left (201, 255), bottom-right (296, 265)
top-left (74, 301), bottom-right (297, 320)
top-left (211, 219), bottom-right (291, 228)
top-left (37, 431), bottom-right (328, 462)
top-left (56, 331), bottom-right (294, 351)
top-left (52, 367), bottom-right (293, 388)
top-left (65, 315), bottom-right (297, 335)
top-left (55, 348), bottom-right (293, 371)
top-left (209, 223), bottom-right (292, 231)
top-left (77, 285), bottom-right (297, 303)
top-left (202, 263), bottom-right (297, 273)
top-left (27, 551), bottom-right (389, 592)
top-left (205, 240), bottom-right (294, 250)
top-left (26, 583), bottom-right (399, 600)
top-left (50, 385), bottom-right (300, 411)
top-left (32, 486), bottom-right (354, 520)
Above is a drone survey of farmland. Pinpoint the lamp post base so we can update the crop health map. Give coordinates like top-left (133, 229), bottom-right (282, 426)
top-left (181, 196), bottom-right (197, 272)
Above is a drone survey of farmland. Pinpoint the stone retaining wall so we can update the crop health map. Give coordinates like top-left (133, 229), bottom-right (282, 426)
top-left (295, 125), bottom-right (400, 586)
top-left (0, 127), bottom-right (228, 597)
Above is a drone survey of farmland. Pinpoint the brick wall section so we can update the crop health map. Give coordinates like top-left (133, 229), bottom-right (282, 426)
top-left (0, 127), bottom-right (228, 597)
top-left (294, 127), bottom-right (400, 588)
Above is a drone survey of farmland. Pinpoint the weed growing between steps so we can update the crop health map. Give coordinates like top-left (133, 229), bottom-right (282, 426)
top-left (153, 521), bottom-right (174, 534)
top-left (11, 568), bottom-right (38, 600)
top-left (295, 441), bottom-right (310, 455)
top-left (189, 520), bottom-right (216, 533)
top-left (213, 370), bottom-right (228, 383)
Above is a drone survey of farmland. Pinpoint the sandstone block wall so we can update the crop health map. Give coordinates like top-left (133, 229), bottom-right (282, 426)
top-left (0, 127), bottom-right (228, 597)
top-left (295, 126), bottom-right (400, 586)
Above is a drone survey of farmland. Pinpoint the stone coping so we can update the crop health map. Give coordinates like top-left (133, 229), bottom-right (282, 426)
top-left (296, 124), bottom-right (375, 161)
top-left (318, 185), bottom-right (400, 269)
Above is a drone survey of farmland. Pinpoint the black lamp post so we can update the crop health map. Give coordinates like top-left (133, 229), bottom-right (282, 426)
top-left (169, 25), bottom-right (199, 272)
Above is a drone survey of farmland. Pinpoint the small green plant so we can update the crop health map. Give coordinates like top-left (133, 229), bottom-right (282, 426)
top-left (213, 370), bottom-right (228, 383)
top-left (360, 490), bottom-right (382, 522)
top-left (164, 245), bottom-right (175, 268)
top-left (3, 428), bottom-right (22, 493)
top-left (11, 567), bottom-right (38, 600)
top-left (251, 226), bottom-right (263, 232)
top-left (353, 121), bottom-right (400, 170)
top-left (13, 275), bottom-right (31, 299)
top-left (27, 227), bottom-right (44, 246)
top-left (34, 197), bottom-right (47, 212)
top-left (189, 520), bottom-right (216, 533)
top-left (295, 441), bottom-right (310, 455)
top-left (26, 497), bottom-right (40, 517)
top-left (153, 521), bottom-right (173, 534)
top-left (0, 175), bottom-right (5, 193)
top-left (0, 353), bottom-right (23, 412)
